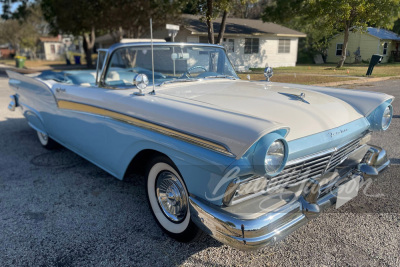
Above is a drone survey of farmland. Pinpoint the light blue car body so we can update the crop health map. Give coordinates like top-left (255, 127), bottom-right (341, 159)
top-left (6, 42), bottom-right (394, 207)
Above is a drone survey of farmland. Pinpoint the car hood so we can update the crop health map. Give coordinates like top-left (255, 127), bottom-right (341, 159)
top-left (158, 80), bottom-right (364, 142)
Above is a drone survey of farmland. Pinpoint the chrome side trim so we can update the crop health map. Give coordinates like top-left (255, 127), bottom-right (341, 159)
top-left (57, 100), bottom-right (235, 157)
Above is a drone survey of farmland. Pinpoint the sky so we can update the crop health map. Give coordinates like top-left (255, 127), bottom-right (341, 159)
top-left (0, 2), bottom-right (20, 15)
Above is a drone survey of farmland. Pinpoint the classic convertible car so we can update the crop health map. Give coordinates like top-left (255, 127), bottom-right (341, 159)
top-left (7, 42), bottom-right (393, 250)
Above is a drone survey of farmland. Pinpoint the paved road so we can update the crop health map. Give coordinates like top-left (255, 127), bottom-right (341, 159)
top-left (0, 77), bottom-right (399, 266)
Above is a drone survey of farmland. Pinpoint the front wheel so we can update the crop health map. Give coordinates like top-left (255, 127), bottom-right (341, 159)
top-left (146, 156), bottom-right (201, 242)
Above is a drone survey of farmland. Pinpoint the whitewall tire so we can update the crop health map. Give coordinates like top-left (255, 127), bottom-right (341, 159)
top-left (146, 156), bottom-right (201, 242)
top-left (36, 131), bottom-right (58, 149)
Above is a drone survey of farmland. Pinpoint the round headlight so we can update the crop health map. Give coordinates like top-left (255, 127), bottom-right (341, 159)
top-left (382, 105), bottom-right (392, 130)
top-left (264, 140), bottom-right (285, 174)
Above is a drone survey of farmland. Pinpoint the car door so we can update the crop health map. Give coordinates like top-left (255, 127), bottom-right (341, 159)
top-left (48, 82), bottom-right (111, 170)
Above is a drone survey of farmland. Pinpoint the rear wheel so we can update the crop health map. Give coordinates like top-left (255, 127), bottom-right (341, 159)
top-left (146, 156), bottom-right (202, 242)
top-left (36, 131), bottom-right (58, 149)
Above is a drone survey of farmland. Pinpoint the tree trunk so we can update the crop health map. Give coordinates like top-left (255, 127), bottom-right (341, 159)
top-left (206, 0), bottom-right (214, 44)
top-left (216, 10), bottom-right (228, 45)
top-left (111, 27), bottom-right (123, 42)
top-left (83, 27), bottom-right (96, 68)
top-left (337, 24), bottom-right (350, 68)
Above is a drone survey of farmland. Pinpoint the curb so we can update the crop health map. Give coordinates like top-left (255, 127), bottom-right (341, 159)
top-left (313, 76), bottom-right (400, 87)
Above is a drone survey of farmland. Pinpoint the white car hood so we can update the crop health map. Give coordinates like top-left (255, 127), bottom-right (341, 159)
top-left (158, 80), bottom-right (364, 142)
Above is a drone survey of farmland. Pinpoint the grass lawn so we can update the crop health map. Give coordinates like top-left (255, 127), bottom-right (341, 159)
top-left (237, 73), bottom-right (359, 85)
top-left (0, 59), bottom-right (75, 69)
top-left (0, 55), bottom-right (96, 69)
top-left (250, 63), bottom-right (400, 78)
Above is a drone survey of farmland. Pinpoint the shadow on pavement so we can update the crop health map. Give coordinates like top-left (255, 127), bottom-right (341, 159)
top-left (0, 117), bottom-right (223, 266)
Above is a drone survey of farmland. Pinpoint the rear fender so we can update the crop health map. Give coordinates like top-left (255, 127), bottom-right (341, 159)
top-left (22, 104), bottom-right (47, 134)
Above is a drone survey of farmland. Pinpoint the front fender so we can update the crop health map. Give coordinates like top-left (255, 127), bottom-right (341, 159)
top-left (116, 137), bottom-right (235, 205)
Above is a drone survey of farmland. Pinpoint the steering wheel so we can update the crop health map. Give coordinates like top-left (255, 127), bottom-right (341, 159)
top-left (181, 66), bottom-right (207, 78)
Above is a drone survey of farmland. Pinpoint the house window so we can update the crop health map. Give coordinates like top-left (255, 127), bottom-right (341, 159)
top-left (278, 39), bottom-right (290, 53)
top-left (244, 38), bottom-right (259, 54)
top-left (50, 44), bottom-right (56, 54)
top-left (336, 44), bottom-right (343, 56)
top-left (383, 42), bottom-right (388, 55)
top-left (223, 38), bottom-right (234, 52)
top-left (199, 36), bottom-right (209, 43)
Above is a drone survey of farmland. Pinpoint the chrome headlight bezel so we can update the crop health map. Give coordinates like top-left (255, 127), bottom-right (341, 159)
top-left (252, 133), bottom-right (289, 177)
top-left (381, 105), bottom-right (393, 130)
top-left (368, 102), bottom-right (393, 131)
top-left (264, 140), bottom-right (285, 174)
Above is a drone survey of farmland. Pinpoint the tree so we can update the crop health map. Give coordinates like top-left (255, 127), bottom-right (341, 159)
top-left (105, 0), bottom-right (184, 41)
top-left (0, 3), bottom-right (47, 58)
top-left (231, 0), bottom-right (271, 19)
top-left (41, 0), bottom-right (109, 68)
top-left (1, 0), bottom-right (28, 19)
top-left (41, 0), bottom-right (184, 68)
top-left (186, 0), bottom-right (257, 44)
top-left (393, 18), bottom-right (400, 34)
top-left (263, 0), bottom-right (400, 68)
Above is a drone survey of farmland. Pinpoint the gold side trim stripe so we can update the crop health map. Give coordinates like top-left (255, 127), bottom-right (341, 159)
top-left (57, 100), bottom-right (234, 157)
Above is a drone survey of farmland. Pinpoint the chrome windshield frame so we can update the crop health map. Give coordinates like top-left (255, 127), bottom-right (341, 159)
top-left (96, 49), bottom-right (109, 86)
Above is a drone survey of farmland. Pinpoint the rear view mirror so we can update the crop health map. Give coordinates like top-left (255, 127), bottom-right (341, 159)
top-left (171, 53), bottom-right (189, 60)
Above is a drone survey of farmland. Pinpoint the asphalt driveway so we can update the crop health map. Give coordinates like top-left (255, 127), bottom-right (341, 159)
top-left (0, 77), bottom-right (399, 266)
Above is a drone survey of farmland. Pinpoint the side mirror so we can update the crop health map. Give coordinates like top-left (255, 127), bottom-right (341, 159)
top-left (133, 74), bottom-right (149, 95)
top-left (264, 67), bottom-right (273, 82)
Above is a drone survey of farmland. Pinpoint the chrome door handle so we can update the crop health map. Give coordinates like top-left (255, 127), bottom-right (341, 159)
top-left (56, 88), bottom-right (66, 93)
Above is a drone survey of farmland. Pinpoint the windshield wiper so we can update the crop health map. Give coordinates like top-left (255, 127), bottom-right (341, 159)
top-left (158, 78), bottom-right (200, 87)
top-left (204, 75), bottom-right (237, 80)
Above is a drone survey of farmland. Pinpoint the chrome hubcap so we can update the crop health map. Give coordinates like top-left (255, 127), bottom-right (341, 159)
top-left (40, 133), bottom-right (48, 142)
top-left (37, 131), bottom-right (48, 145)
top-left (156, 171), bottom-right (188, 223)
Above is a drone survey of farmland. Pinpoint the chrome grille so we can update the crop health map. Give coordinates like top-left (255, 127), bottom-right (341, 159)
top-left (268, 137), bottom-right (362, 189)
top-left (326, 138), bottom-right (362, 171)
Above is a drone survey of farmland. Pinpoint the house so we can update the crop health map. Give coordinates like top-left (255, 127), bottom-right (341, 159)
top-left (37, 36), bottom-right (64, 60)
top-left (37, 35), bottom-right (83, 61)
top-left (171, 15), bottom-right (307, 68)
top-left (0, 44), bottom-right (15, 59)
top-left (326, 27), bottom-right (400, 64)
top-left (96, 15), bottom-right (306, 68)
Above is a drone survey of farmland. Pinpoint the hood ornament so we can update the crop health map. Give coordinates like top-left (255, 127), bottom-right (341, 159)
top-left (264, 67), bottom-right (273, 82)
top-left (279, 92), bottom-right (310, 104)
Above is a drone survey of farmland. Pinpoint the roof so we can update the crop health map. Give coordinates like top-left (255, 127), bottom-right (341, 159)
top-left (39, 36), bottom-right (60, 42)
top-left (367, 27), bottom-right (400, 41)
top-left (182, 14), bottom-right (306, 37)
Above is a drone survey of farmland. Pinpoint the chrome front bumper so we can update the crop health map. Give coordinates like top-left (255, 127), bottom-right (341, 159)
top-left (189, 145), bottom-right (390, 251)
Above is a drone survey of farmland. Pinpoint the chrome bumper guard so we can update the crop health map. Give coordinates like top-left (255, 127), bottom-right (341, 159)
top-left (8, 94), bottom-right (18, 111)
top-left (189, 145), bottom-right (390, 251)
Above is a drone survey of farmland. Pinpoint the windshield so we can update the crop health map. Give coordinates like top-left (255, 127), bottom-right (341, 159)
top-left (104, 44), bottom-right (239, 87)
